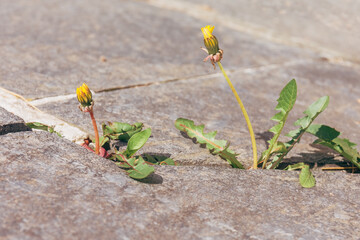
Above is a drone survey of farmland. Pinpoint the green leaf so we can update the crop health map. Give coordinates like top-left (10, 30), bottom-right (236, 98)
top-left (114, 155), bottom-right (154, 179)
top-left (126, 156), bottom-right (155, 179)
top-left (123, 128), bottom-right (151, 158)
top-left (306, 124), bottom-right (340, 141)
top-left (114, 155), bottom-right (134, 169)
top-left (102, 122), bottom-right (143, 141)
top-left (307, 124), bottom-right (360, 169)
top-left (268, 96), bottom-right (329, 169)
top-left (142, 154), bottom-right (176, 166)
top-left (294, 96), bottom-right (329, 128)
top-left (175, 118), bottom-right (243, 169)
top-left (284, 162), bottom-right (306, 171)
top-left (259, 79), bottom-right (297, 168)
top-left (26, 122), bottom-right (62, 137)
top-left (299, 165), bottom-right (316, 188)
top-left (99, 136), bottom-right (109, 147)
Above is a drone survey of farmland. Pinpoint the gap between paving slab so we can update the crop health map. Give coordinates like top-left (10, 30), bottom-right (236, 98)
top-left (143, 0), bottom-right (360, 66)
top-left (1, 59), bottom-right (309, 147)
top-left (30, 59), bottom-right (313, 106)
top-left (0, 87), bottom-right (88, 143)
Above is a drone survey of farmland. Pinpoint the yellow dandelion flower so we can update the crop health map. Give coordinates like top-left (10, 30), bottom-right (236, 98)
top-left (76, 83), bottom-right (93, 107)
top-left (201, 25), bottom-right (219, 55)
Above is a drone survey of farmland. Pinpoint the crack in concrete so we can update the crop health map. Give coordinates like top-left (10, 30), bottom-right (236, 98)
top-left (30, 59), bottom-right (310, 106)
top-left (0, 87), bottom-right (89, 143)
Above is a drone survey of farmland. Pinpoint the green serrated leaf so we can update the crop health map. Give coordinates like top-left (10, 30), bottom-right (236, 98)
top-left (299, 165), bottom-right (316, 188)
top-left (218, 147), bottom-right (241, 168)
top-left (123, 128), bottom-right (151, 158)
top-left (159, 158), bottom-right (176, 165)
top-left (306, 124), bottom-right (340, 141)
top-left (127, 156), bottom-right (155, 179)
top-left (142, 154), bottom-right (176, 166)
top-left (307, 124), bottom-right (360, 169)
top-left (175, 118), bottom-right (243, 169)
top-left (102, 122), bottom-right (143, 141)
top-left (284, 162), bottom-right (306, 171)
top-left (26, 122), bottom-right (62, 137)
top-left (26, 122), bottom-right (49, 131)
top-left (259, 79), bottom-right (297, 168)
top-left (268, 96), bottom-right (329, 169)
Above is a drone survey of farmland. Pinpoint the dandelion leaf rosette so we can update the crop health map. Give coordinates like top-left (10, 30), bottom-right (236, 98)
top-left (175, 118), bottom-right (243, 169)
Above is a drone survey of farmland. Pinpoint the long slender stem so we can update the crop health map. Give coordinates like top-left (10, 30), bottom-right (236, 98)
top-left (322, 166), bottom-right (358, 171)
top-left (89, 110), bottom-right (100, 155)
top-left (217, 62), bottom-right (258, 169)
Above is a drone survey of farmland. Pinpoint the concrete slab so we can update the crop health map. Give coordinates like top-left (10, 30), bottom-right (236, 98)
top-left (0, 0), bottom-right (317, 99)
top-left (0, 87), bottom-right (88, 143)
top-left (37, 60), bottom-right (360, 167)
top-left (0, 107), bottom-right (29, 135)
top-left (150, 0), bottom-right (360, 62)
top-left (0, 131), bottom-right (359, 239)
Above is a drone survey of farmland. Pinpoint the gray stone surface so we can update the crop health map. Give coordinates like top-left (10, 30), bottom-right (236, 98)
top-left (0, 0), bottom-right (317, 99)
top-left (0, 107), bottom-right (29, 135)
top-left (176, 0), bottom-right (360, 62)
top-left (0, 131), bottom-right (359, 239)
top-left (1, 1), bottom-right (360, 239)
top-left (38, 59), bottom-right (360, 168)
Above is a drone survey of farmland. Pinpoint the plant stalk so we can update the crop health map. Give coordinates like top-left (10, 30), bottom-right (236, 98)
top-left (217, 62), bottom-right (258, 169)
top-left (321, 166), bottom-right (358, 171)
top-left (89, 110), bottom-right (100, 155)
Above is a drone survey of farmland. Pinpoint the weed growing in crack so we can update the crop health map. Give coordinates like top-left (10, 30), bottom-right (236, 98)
top-left (174, 26), bottom-right (360, 188)
top-left (75, 83), bottom-right (176, 179)
top-left (27, 83), bottom-right (176, 180)
top-left (201, 25), bottom-right (258, 169)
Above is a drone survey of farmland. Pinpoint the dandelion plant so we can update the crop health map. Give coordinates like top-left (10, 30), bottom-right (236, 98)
top-left (76, 83), bottom-right (100, 154)
top-left (201, 25), bottom-right (258, 169)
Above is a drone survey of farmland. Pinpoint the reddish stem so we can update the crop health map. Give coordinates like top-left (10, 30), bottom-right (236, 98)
top-left (89, 110), bottom-right (100, 155)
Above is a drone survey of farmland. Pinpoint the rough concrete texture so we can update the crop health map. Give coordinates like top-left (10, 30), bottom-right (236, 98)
top-left (0, 131), bottom-right (359, 240)
top-left (0, 107), bottom-right (29, 135)
top-left (1, 0), bottom-right (360, 239)
top-left (0, 0), bottom-right (317, 99)
top-left (0, 87), bottom-right (88, 143)
top-left (149, 0), bottom-right (360, 62)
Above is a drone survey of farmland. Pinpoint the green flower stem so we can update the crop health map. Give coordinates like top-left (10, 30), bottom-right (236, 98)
top-left (89, 110), bottom-right (100, 155)
top-left (217, 62), bottom-right (258, 169)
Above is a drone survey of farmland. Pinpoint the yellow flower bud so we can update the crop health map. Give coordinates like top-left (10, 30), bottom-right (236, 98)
top-left (76, 83), bottom-right (93, 107)
top-left (201, 25), bottom-right (219, 55)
